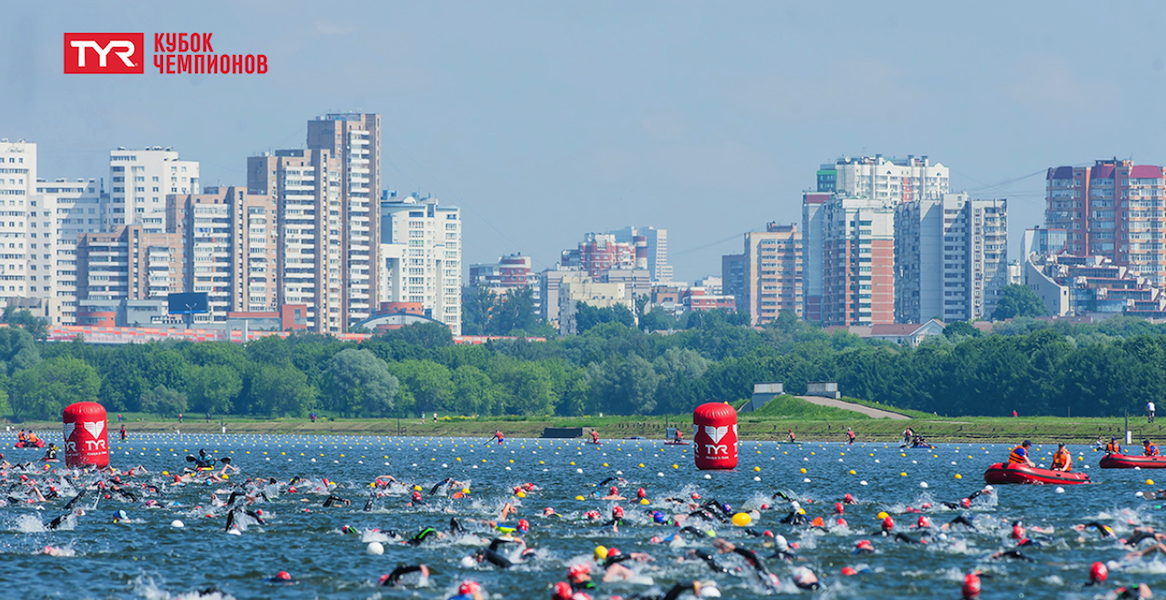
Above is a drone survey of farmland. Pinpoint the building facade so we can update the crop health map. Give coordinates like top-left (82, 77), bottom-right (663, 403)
top-left (610, 226), bottom-right (672, 282)
top-left (33, 178), bottom-right (104, 325)
top-left (76, 225), bottom-right (183, 324)
top-left (468, 253), bottom-right (540, 303)
top-left (167, 187), bottom-right (278, 322)
top-left (1046, 159), bottom-right (1166, 286)
top-left (800, 192), bottom-right (829, 322)
top-left (1022, 226), bottom-right (1068, 260)
top-left (307, 114), bottom-right (381, 325)
top-left (248, 149), bottom-right (344, 333)
top-left (107, 147), bottom-right (199, 233)
top-left (379, 194), bottom-right (462, 334)
top-left (737, 222), bottom-right (802, 325)
top-left (0, 140), bottom-right (35, 306)
top-left (561, 233), bottom-right (639, 278)
top-left (895, 193), bottom-right (1008, 323)
top-left (817, 155), bottom-right (949, 202)
top-left (818, 196), bottom-right (896, 326)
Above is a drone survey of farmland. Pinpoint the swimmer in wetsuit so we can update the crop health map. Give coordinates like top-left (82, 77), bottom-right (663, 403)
top-left (378, 564), bottom-right (430, 586)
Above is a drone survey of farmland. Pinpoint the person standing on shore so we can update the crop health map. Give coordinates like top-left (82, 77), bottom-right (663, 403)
top-left (1149, 401), bottom-right (1156, 424)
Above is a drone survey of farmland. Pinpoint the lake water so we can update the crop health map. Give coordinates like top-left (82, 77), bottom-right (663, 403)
top-left (2, 432), bottom-right (1163, 599)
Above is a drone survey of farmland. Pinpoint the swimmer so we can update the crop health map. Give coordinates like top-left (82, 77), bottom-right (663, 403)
top-left (1072, 521), bottom-right (1116, 539)
top-left (451, 581), bottom-right (485, 600)
top-left (568, 563), bottom-right (597, 593)
top-left (601, 486), bottom-right (626, 501)
top-left (378, 564), bottom-right (430, 587)
top-left (323, 494), bottom-right (351, 507)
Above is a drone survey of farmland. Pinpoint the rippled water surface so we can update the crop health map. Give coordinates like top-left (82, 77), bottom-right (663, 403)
top-left (4, 432), bottom-right (1165, 600)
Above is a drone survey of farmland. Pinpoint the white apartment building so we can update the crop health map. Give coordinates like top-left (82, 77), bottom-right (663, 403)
top-left (107, 147), bottom-right (199, 233)
top-left (33, 178), bottom-right (103, 325)
top-left (895, 193), bottom-right (1008, 323)
top-left (610, 226), bottom-right (673, 282)
top-left (818, 155), bottom-right (949, 203)
top-left (248, 149), bottom-right (343, 333)
top-left (307, 114), bottom-right (380, 325)
top-left (0, 140), bottom-right (34, 305)
top-left (379, 194), bottom-right (461, 334)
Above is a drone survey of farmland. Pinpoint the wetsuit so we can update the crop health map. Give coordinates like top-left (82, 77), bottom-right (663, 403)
top-left (894, 532), bottom-right (925, 544)
top-left (380, 565), bottom-right (427, 586)
top-left (693, 550), bottom-right (729, 573)
top-left (1125, 530), bottom-right (1161, 547)
top-left (323, 494), bottom-right (349, 507)
top-left (779, 510), bottom-right (809, 525)
top-left (948, 515), bottom-right (976, 529)
top-left (1081, 522), bottom-right (1115, 538)
top-left (476, 548), bottom-right (513, 568)
top-left (407, 527), bottom-right (439, 546)
top-left (626, 582), bottom-right (700, 600)
top-left (993, 549), bottom-right (1034, 562)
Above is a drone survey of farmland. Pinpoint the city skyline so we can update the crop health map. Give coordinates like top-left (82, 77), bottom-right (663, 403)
top-left (2, 1), bottom-right (1164, 283)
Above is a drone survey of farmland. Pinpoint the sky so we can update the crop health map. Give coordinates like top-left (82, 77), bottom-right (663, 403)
top-left (2, 1), bottom-right (1164, 283)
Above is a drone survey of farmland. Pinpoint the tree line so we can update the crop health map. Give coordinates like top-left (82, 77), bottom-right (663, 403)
top-left (2, 305), bottom-right (1165, 421)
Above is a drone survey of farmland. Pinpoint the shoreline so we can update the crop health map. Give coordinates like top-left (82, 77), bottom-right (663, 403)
top-left (8, 414), bottom-right (1153, 445)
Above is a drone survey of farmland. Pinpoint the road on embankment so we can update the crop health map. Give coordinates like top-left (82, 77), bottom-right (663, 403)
top-left (795, 396), bottom-right (911, 420)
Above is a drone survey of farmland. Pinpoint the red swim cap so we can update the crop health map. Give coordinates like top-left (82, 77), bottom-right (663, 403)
top-left (834, 502), bottom-right (844, 514)
top-left (844, 493), bottom-right (854, 502)
top-left (523, 482), bottom-right (534, 491)
top-left (276, 571), bottom-right (292, 581)
top-left (637, 487), bottom-right (646, 498)
top-left (610, 486), bottom-right (618, 495)
top-left (569, 563), bottom-right (591, 578)
top-left (612, 506), bottom-right (624, 517)
top-left (836, 518), bottom-right (848, 527)
top-left (459, 581), bottom-right (481, 594)
top-left (960, 498), bottom-right (971, 508)
top-left (961, 573), bottom-right (981, 598)
top-left (882, 516), bottom-right (894, 530)
top-left (1090, 561), bottom-right (1108, 583)
top-left (607, 547), bottom-right (620, 557)
top-left (917, 516), bottom-right (931, 528)
top-left (856, 539), bottom-right (874, 551)
top-left (841, 566), bottom-right (858, 576)
top-left (1011, 524), bottom-right (1025, 539)
top-left (691, 493), bottom-right (701, 500)
top-left (553, 581), bottom-right (573, 600)
top-left (518, 518), bottom-right (530, 532)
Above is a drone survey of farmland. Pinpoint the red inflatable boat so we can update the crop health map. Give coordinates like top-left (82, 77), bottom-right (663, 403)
top-left (983, 462), bottom-right (1091, 485)
top-left (1099, 453), bottom-right (1166, 469)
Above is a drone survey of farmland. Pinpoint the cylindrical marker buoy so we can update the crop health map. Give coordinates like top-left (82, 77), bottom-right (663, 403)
top-left (63, 402), bottom-right (109, 468)
top-left (693, 402), bottom-right (738, 470)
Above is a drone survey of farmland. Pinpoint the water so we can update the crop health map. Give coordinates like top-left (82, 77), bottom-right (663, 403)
top-left (2, 433), bottom-right (1163, 599)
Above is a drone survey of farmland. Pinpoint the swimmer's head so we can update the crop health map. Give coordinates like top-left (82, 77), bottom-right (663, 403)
top-left (517, 519), bottom-right (530, 533)
top-left (1090, 561), bottom-right (1108, 583)
top-left (593, 546), bottom-right (607, 560)
top-left (458, 581), bottom-right (481, 595)
top-left (653, 511), bottom-right (666, 524)
top-left (637, 487), bottom-right (646, 499)
top-left (612, 505), bottom-right (624, 518)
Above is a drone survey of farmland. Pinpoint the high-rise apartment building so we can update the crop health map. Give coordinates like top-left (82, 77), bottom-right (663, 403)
top-left (1022, 226), bottom-right (1068, 260)
top-left (895, 193), bottom-right (1008, 323)
top-left (76, 225), bottom-right (182, 305)
top-left (307, 114), bottom-right (381, 325)
top-left (561, 233), bottom-right (639, 278)
top-left (248, 149), bottom-right (343, 333)
top-left (33, 178), bottom-right (104, 325)
top-left (610, 226), bottom-right (672, 282)
top-left (167, 187), bottom-right (278, 321)
top-left (721, 254), bottom-right (746, 310)
top-left (817, 155), bottom-right (949, 202)
top-left (728, 223), bottom-right (802, 325)
top-left (817, 196), bottom-right (895, 326)
top-left (0, 140), bottom-right (35, 305)
top-left (379, 194), bottom-right (462, 334)
top-left (469, 254), bottom-right (539, 297)
top-left (1046, 160), bottom-right (1166, 285)
top-left (107, 147), bottom-right (199, 232)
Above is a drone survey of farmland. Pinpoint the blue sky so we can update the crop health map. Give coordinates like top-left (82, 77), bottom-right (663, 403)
top-left (2, 1), bottom-right (1164, 282)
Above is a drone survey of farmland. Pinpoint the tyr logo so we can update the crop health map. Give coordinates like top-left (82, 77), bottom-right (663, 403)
top-left (64, 33), bottom-right (145, 74)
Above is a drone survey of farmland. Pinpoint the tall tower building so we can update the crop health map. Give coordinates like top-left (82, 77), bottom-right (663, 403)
top-left (306, 114), bottom-right (380, 326)
top-left (167, 187), bottom-right (278, 322)
top-left (379, 194), bottom-right (462, 334)
top-left (817, 155), bottom-right (949, 203)
top-left (610, 226), bottom-right (672, 282)
top-left (733, 223), bottom-right (802, 325)
top-left (76, 225), bottom-right (183, 305)
top-left (0, 140), bottom-right (35, 305)
top-left (248, 149), bottom-right (343, 333)
top-left (33, 178), bottom-right (104, 325)
top-left (107, 147), bottom-right (199, 232)
top-left (1046, 160), bottom-right (1166, 286)
top-left (819, 196), bottom-right (895, 326)
top-left (801, 192), bottom-right (830, 323)
top-left (895, 193), bottom-right (1008, 323)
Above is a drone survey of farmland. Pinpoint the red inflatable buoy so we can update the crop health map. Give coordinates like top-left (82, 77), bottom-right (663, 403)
top-left (693, 402), bottom-right (738, 470)
top-left (63, 402), bottom-right (110, 468)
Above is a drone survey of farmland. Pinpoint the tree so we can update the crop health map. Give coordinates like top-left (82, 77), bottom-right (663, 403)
top-left (2, 307), bottom-right (48, 341)
top-left (247, 365), bottom-right (316, 417)
top-left (323, 349), bottom-right (399, 417)
top-left (943, 321), bottom-right (982, 338)
top-left (140, 385), bottom-right (188, 416)
top-left (589, 355), bottom-right (660, 415)
top-left (9, 357), bottom-right (100, 421)
top-left (991, 285), bottom-right (1050, 320)
top-left (461, 287), bottom-right (496, 336)
top-left (653, 348), bottom-right (710, 414)
top-left (575, 302), bottom-right (636, 334)
top-left (450, 365), bottom-right (495, 415)
top-left (385, 359), bottom-right (450, 415)
top-left (0, 326), bottom-right (40, 376)
top-left (186, 364), bottom-right (242, 414)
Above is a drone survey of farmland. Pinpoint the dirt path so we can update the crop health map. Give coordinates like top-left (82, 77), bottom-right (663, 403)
top-left (795, 396), bottom-right (911, 420)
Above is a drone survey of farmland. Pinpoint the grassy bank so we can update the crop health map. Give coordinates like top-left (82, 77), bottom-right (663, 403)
top-left (11, 411), bottom-right (1161, 444)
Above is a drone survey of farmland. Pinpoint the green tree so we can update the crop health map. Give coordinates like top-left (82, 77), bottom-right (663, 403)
top-left (140, 385), bottom-right (188, 416)
top-left (461, 287), bottom-right (496, 336)
top-left (575, 302), bottom-right (636, 334)
top-left (186, 364), bottom-right (242, 414)
top-left (248, 365), bottom-right (316, 417)
top-left (2, 307), bottom-right (48, 341)
top-left (0, 326), bottom-right (40, 376)
top-left (589, 355), bottom-right (660, 415)
top-left (943, 321), bottom-right (982, 338)
top-left (386, 359), bottom-right (451, 415)
top-left (450, 364), bottom-right (495, 415)
top-left (653, 348), bottom-right (710, 414)
top-left (495, 361), bottom-right (557, 415)
top-left (9, 357), bottom-right (99, 421)
top-left (323, 348), bottom-right (399, 417)
top-left (991, 284), bottom-right (1050, 320)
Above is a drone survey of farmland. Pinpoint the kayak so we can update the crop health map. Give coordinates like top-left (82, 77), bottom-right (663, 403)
top-left (663, 441), bottom-right (690, 446)
top-left (1099, 453), bottom-right (1166, 469)
top-left (901, 444), bottom-right (934, 449)
top-left (983, 462), bottom-right (1091, 485)
top-left (14, 440), bottom-right (45, 449)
